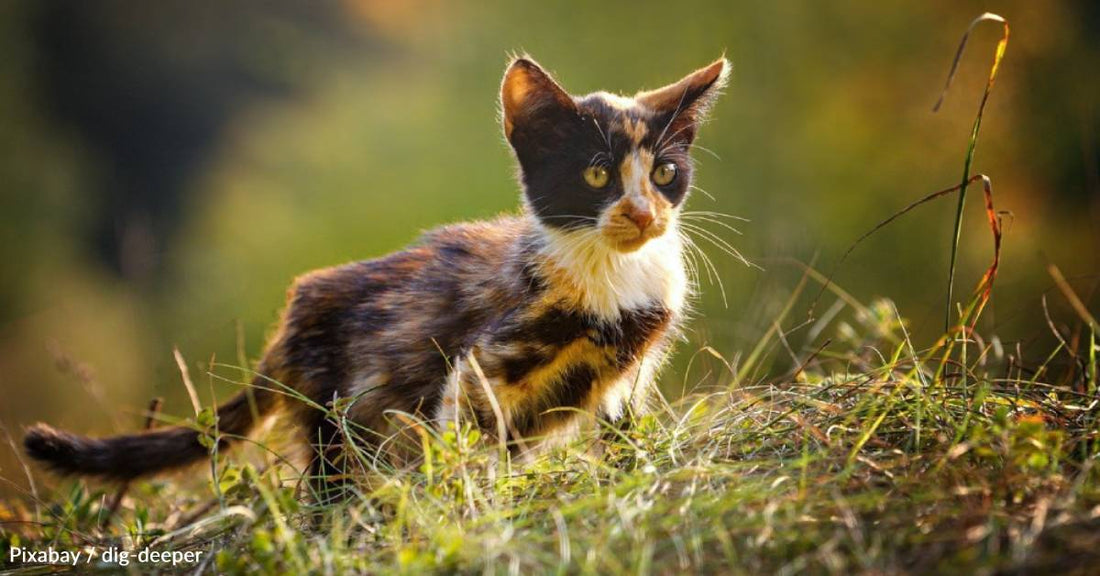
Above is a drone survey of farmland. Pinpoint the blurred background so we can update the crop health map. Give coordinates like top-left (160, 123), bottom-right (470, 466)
top-left (0, 0), bottom-right (1096, 494)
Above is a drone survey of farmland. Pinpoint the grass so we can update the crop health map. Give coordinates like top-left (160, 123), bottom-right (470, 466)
top-left (3, 12), bottom-right (1098, 576)
top-left (1, 290), bottom-right (1098, 575)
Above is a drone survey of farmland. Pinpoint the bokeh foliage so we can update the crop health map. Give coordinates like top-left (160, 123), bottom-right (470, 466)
top-left (0, 0), bottom-right (1096, 493)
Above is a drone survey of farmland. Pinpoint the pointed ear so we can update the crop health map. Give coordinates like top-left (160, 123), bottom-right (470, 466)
top-left (501, 57), bottom-right (576, 142)
top-left (635, 57), bottom-right (729, 144)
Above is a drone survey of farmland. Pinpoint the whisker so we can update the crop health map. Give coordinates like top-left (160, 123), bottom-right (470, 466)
top-left (687, 185), bottom-right (716, 202)
top-left (691, 144), bottom-right (722, 161)
top-left (679, 232), bottom-right (711, 286)
top-left (656, 140), bottom-right (691, 159)
top-left (682, 210), bottom-right (749, 222)
top-left (677, 233), bottom-right (702, 290)
top-left (680, 223), bottom-right (758, 270)
top-left (680, 214), bottom-right (743, 236)
top-left (680, 222), bottom-right (742, 258)
top-left (683, 234), bottom-right (728, 308)
top-left (654, 86), bottom-right (693, 153)
top-left (656, 125), bottom-right (696, 157)
top-left (591, 117), bottom-right (613, 156)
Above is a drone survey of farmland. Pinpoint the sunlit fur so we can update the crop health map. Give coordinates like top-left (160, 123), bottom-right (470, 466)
top-left (23, 56), bottom-right (730, 494)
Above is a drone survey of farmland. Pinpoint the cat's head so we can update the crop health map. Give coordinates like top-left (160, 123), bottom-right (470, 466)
top-left (502, 55), bottom-right (729, 252)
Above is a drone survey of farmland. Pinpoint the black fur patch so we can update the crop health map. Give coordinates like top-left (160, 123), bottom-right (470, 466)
top-left (510, 94), bottom-right (696, 230)
top-left (510, 362), bottom-right (600, 436)
top-left (549, 363), bottom-right (600, 411)
top-left (500, 343), bottom-right (553, 382)
top-left (599, 306), bottom-right (672, 368)
top-left (493, 304), bottom-right (670, 384)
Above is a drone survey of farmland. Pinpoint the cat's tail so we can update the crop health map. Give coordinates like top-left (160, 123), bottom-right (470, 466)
top-left (23, 383), bottom-right (278, 482)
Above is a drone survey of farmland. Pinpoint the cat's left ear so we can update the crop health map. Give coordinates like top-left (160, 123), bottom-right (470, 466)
top-left (635, 57), bottom-right (730, 144)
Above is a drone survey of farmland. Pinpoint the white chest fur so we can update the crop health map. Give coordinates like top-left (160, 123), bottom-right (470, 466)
top-left (538, 225), bottom-right (688, 321)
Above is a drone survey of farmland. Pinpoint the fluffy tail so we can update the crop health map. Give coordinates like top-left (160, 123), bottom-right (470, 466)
top-left (24, 384), bottom-right (277, 481)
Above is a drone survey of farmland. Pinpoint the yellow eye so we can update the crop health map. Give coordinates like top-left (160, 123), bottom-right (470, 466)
top-left (583, 166), bottom-right (610, 189)
top-left (652, 162), bottom-right (678, 186)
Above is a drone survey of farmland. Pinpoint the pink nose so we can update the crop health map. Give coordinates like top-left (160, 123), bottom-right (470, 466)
top-left (624, 204), bottom-right (655, 231)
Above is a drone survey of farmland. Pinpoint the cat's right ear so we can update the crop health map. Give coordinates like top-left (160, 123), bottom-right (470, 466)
top-left (501, 57), bottom-right (576, 142)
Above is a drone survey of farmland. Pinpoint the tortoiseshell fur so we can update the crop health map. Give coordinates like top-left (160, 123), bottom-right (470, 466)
top-left (24, 55), bottom-right (730, 495)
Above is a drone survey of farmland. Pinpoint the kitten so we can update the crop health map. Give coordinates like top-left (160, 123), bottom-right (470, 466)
top-left (24, 55), bottom-right (729, 493)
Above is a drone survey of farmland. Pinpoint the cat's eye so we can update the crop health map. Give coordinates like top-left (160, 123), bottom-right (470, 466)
top-left (652, 163), bottom-right (678, 186)
top-left (583, 166), bottom-right (611, 189)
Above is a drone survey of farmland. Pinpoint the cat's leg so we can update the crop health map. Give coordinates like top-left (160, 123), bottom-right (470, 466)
top-left (602, 352), bottom-right (660, 421)
top-left (296, 385), bottom-right (368, 504)
top-left (305, 405), bottom-right (352, 505)
top-left (598, 347), bottom-right (668, 448)
top-left (435, 356), bottom-right (499, 434)
top-left (305, 382), bottom-right (398, 504)
top-left (434, 352), bottom-right (523, 457)
top-left (434, 364), bottom-right (465, 433)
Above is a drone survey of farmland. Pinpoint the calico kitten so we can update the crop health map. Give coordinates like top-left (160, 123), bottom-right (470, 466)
top-left (24, 55), bottom-right (729, 492)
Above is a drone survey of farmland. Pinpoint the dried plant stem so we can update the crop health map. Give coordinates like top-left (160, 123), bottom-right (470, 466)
top-left (934, 13), bottom-right (1010, 332)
